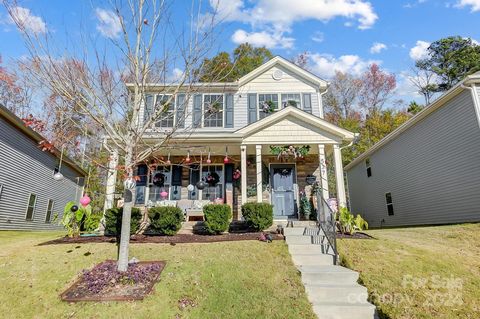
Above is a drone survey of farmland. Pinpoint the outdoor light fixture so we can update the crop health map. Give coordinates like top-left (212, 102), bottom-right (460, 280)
top-left (53, 146), bottom-right (65, 181)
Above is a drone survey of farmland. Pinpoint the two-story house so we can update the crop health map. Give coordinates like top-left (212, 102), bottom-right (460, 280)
top-left (104, 56), bottom-right (355, 220)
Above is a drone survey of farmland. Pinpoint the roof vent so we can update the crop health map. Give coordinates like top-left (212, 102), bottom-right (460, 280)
top-left (272, 69), bottom-right (283, 80)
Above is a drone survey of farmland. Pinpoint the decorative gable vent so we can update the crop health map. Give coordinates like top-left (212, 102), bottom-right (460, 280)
top-left (272, 69), bottom-right (283, 80)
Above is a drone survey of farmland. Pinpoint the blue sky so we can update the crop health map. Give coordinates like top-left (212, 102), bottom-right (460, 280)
top-left (1, 0), bottom-right (480, 104)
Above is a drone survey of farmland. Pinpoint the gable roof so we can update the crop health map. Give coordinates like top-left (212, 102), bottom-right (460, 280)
top-left (236, 106), bottom-right (355, 140)
top-left (344, 72), bottom-right (480, 171)
top-left (238, 56), bottom-right (328, 89)
top-left (0, 104), bottom-right (87, 177)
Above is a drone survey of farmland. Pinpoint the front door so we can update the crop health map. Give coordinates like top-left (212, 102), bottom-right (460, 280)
top-left (270, 164), bottom-right (296, 217)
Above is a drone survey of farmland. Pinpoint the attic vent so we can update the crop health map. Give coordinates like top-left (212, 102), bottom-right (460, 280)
top-left (272, 69), bottom-right (283, 80)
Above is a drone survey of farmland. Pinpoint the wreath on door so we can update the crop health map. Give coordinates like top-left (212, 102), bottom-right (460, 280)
top-left (152, 172), bottom-right (165, 187)
top-left (206, 172), bottom-right (220, 186)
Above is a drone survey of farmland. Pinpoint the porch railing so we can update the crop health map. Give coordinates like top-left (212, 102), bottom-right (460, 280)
top-left (316, 194), bottom-right (338, 265)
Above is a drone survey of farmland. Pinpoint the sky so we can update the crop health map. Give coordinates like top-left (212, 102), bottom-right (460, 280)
top-left (1, 0), bottom-right (480, 105)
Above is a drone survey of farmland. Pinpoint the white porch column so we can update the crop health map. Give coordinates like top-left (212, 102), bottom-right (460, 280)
top-left (333, 144), bottom-right (347, 208)
top-left (104, 148), bottom-right (119, 211)
top-left (255, 145), bottom-right (262, 203)
top-left (318, 144), bottom-right (330, 200)
top-left (240, 145), bottom-right (247, 209)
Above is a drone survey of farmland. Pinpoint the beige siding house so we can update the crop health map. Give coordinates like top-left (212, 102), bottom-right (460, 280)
top-left (345, 73), bottom-right (480, 227)
top-left (104, 56), bottom-right (355, 220)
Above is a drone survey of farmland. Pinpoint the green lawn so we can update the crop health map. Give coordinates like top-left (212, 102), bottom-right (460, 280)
top-left (0, 231), bottom-right (316, 319)
top-left (337, 223), bottom-right (480, 319)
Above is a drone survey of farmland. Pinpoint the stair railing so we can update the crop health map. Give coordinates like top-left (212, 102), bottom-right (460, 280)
top-left (316, 194), bottom-right (338, 265)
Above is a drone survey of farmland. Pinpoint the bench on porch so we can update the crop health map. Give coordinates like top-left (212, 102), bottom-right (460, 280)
top-left (147, 199), bottom-right (224, 221)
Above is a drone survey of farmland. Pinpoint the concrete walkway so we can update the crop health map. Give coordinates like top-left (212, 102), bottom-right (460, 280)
top-left (284, 221), bottom-right (376, 319)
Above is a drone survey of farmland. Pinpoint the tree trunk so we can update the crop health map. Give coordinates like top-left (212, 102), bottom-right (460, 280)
top-left (117, 145), bottom-right (135, 272)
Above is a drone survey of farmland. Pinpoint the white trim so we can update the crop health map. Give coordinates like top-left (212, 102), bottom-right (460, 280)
top-left (202, 93), bottom-right (225, 128)
top-left (25, 193), bottom-right (37, 221)
top-left (469, 84), bottom-right (480, 129)
top-left (385, 192), bottom-right (394, 216)
top-left (238, 56), bottom-right (328, 89)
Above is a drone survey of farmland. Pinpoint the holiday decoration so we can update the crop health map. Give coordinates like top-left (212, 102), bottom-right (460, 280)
top-left (196, 180), bottom-right (207, 190)
top-left (223, 156), bottom-right (229, 163)
top-left (124, 178), bottom-right (136, 190)
top-left (80, 195), bottom-right (91, 207)
top-left (71, 205), bottom-right (79, 212)
top-left (270, 145), bottom-right (310, 159)
top-left (160, 191), bottom-right (168, 198)
top-left (206, 172), bottom-right (220, 186)
top-left (233, 169), bottom-right (241, 180)
top-left (152, 172), bottom-right (165, 187)
top-left (185, 151), bottom-right (191, 164)
top-left (187, 184), bottom-right (195, 192)
top-left (166, 153), bottom-right (171, 165)
top-left (260, 100), bottom-right (275, 113)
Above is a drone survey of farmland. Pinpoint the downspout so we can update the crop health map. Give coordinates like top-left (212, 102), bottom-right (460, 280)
top-left (318, 86), bottom-right (328, 118)
top-left (461, 84), bottom-right (480, 129)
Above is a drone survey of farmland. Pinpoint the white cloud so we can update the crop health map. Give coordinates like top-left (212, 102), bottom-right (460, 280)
top-left (311, 31), bottom-right (324, 43)
top-left (456, 0), bottom-right (480, 11)
top-left (95, 8), bottom-right (122, 39)
top-left (231, 29), bottom-right (294, 49)
top-left (409, 40), bottom-right (430, 60)
top-left (370, 42), bottom-right (387, 54)
top-left (8, 6), bottom-right (46, 34)
top-left (396, 71), bottom-right (422, 98)
top-left (309, 53), bottom-right (379, 79)
top-left (167, 68), bottom-right (184, 83)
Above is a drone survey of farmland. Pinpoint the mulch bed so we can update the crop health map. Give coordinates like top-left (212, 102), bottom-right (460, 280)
top-left (39, 232), bottom-right (284, 246)
top-left (336, 232), bottom-right (373, 239)
top-left (60, 260), bottom-right (165, 302)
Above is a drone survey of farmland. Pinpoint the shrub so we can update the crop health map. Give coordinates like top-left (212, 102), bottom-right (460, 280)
top-left (148, 206), bottom-right (184, 235)
top-left (58, 201), bottom-right (91, 237)
top-left (104, 207), bottom-right (142, 236)
top-left (83, 212), bottom-right (103, 232)
top-left (203, 204), bottom-right (232, 234)
top-left (241, 203), bottom-right (273, 231)
top-left (336, 207), bottom-right (369, 234)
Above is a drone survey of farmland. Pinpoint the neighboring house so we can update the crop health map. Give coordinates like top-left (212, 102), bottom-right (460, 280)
top-left (104, 56), bottom-right (355, 220)
top-left (0, 104), bottom-right (86, 230)
top-left (345, 72), bottom-right (480, 228)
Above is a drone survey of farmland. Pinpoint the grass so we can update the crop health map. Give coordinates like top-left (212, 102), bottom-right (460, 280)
top-left (337, 223), bottom-right (480, 319)
top-left (0, 231), bottom-right (316, 319)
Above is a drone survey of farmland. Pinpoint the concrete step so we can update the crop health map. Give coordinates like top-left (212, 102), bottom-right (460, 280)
top-left (300, 265), bottom-right (359, 285)
top-left (283, 227), bottom-right (306, 236)
top-left (306, 284), bottom-right (368, 304)
top-left (285, 235), bottom-right (313, 245)
top-left (312, 302), bottom-right (376, 319)
top-left (291, 220), bottom-right (318, 227)
top-left (288, 244), bottom-right (325, 254)
top-left (291, 254), bottom-right (335, 266)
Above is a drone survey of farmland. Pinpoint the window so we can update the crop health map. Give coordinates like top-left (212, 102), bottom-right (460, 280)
top-left (0, 184), bottom-right (3, 200)
top-left (201, 165), bottom-right (224, 200)
top-left (365, 158), bottom-right (372, 177)
top-left (155, 95), bottom-right (175, 128)
top-left (259, 94), bottom-right (279, 119)
top-left (148, 165), bottom-right (172, 202)
top-left (281, 93), bottom-right (301, 108)
top-left (45, 199), bottom-right (54, 223)
top-left (25, 193), bottom-right (37, 221)
top-left (385, 193), bottom-right (394, 216)
top-left (203, 94), bottom-right (224, 127)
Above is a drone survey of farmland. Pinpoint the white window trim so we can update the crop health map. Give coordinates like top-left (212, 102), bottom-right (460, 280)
top-left (45, 199), bottom-right (54, 223)
top-left (256, 93), bottom-right (305, 119)
top-left (25, 193), bottom-right (37, 221)
top-left (200, 164), bottom-right (225, 200)
top-left (202, 93), bottom-right (225, 128)
top-left (148, 165), bottom-right (173, 202)
top-left (154, 94), bottom-right (176, 128)
top-left (385, 192), bottom-right (394, 216)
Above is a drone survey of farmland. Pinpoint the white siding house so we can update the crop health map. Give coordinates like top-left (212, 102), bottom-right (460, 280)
top-left (345, 73), bottom-right (480, 227)
top-left (0, 105), bottom-right (86, 230)
top-left (106, 56), bottom-right (355, 220)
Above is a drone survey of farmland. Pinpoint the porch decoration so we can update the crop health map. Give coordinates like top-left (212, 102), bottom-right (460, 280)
top-left (224, 146), bottom-right (229, 163)
top-left (160, 190), bottom-right (168, 198)
top-left (283, 100), bottom-right (297, 108)
top-left (206, 149), bottom-right (212, 164)
top-left (196, 180), bottom-right (207, 190)
top-left (185, 151), bottom-right (191, 164)
top-left (152, 172), bottom-right (165, 187)
top-left (80, 195), bottom-right (91, 207)
top-left (206, 172), bottom-right (220, 186)
top-left (187, 184), bottom-right (195, 192)
top-left (166, 153), bottom-right (171, 165)
top-left (306, 175), bottom-right (317, 185)
top-left (260, 100), bottom-right (275, 113)
top-left (233, 169), bottom-right (241, 180)
top-left (269, 145), bottom-right (310, 159)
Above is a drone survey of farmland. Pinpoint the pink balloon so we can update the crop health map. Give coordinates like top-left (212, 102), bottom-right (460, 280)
top-left (160, 191), bottom-right (168, 198)
top-left (80, 195), bottom-right (91, 207)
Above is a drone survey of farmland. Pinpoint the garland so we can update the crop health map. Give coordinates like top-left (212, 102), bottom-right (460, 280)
top-left (270, 145), bottom-right (311, 159)
top-left (260, 100), bottom-right (275, 113)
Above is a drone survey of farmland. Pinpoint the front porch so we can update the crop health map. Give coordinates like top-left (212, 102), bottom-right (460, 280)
top-left (104, 107), bottom-right (354, 220)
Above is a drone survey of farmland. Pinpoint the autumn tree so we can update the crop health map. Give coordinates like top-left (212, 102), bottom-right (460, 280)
top-left (358, 64), bottom-right (396, 112)
top-left (324, 71), bottom-right (363, 123)
top-left (0, 56), bottom-right (32, 117)
top-left (5, 0), bottom-right (222, 272)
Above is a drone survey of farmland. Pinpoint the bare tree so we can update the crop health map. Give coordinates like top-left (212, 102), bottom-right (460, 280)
top-left (0, 56), bottom-right (32, 117)
top-left (324, 71), bottom-right (362, 122)
top-left (409, 67), bottom-right (438, 105)
top-left (5, 0), bottom-right (226, 271)
top-left (358, 64), bottom-right (396, 113)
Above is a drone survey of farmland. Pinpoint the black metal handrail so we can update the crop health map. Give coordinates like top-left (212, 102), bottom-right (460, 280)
top-left (317, 194), bottom-right (338, 265)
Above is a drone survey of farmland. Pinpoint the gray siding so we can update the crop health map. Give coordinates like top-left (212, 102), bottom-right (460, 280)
top-left (347, 90), bottom-right (480, 227)
top-left (0, 117), bottom-right (84, 230)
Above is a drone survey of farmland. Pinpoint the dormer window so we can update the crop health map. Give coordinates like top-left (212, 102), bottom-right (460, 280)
top-left (259, 94), bottom-right (279, 119)
top-left (281, 94), bottom-right (301, 108)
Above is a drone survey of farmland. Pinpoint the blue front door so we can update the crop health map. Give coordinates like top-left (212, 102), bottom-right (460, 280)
top-left (271, 164), bottom-right (296, 217)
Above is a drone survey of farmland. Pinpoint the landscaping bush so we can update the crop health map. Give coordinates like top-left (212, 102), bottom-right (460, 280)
top-left (241, 203), bottom-right (273, 231)
top-left (203, 204), bottom-right (232, 234)
top-left (148, 206), bottom-right (184, 235)
top-left (83, 212), bottom-right (103, 232)
top-left (104, 207), bottom-right (142, 236)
